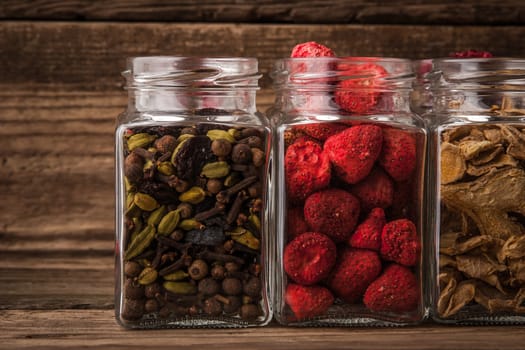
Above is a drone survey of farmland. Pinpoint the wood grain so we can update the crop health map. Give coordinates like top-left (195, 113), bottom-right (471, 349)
top-left (0, 0), bottom-right (524, 25)
top-left (0, 310), bottom-right (524, 350)
top-left (2, 22), bottom-right (525, 92)
top-left (0, 250), bottom-right (113, 310)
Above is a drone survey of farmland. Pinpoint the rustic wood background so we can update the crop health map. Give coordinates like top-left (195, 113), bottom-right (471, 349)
top-left (2, 1), bottom-right (525, 349)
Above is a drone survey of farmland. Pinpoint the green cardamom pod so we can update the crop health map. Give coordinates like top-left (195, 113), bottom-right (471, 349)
top-left (207, 129), bottom-right (236, 143)
top-left (228, 128), bottom-right (241, 140)
top-left (227, 227), bottom-right (260, 250)
top-left (126, 191), bottom-right (135, 210)
top-left (200, 161), bottom-right (231, 179)
top-left (177, 134), bottom-right (195, 143)
top-left (248, 214), bottom-right (261, 232)
top-left (134, 193), bottom-right (159, 211)
top-left (179, 186), bottom-right (205, 204)
top-left (157, 161), bottom-right (174, 176)
top-left (143, 159), bottom-right (154, 172)
top-left (147, 205), bottom-right (167, 226)
top-left (124, 177), bottom-right (135, 192)
top-left (129, 217), bottom-right (143, 242)
top-left (171, 137), bottom-right (192, 165)
top-left (127, 133), bottom-right (156, 151)
top-left (158, 209), bottom-right (181, 235)
top-left (124, 225), bottom-right (156, 260)
top-left (137, 267), bottom-right (158, 285)
top-left (179, 219), bottom-right (205, 231)
top-left (162, 270), bottom-right (189, 281)
top-left (163, 281), bottom-right (197, 295)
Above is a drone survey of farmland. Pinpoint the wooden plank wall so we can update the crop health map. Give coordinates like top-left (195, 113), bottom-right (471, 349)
top-left (1, 1), bottom-right (525, 348)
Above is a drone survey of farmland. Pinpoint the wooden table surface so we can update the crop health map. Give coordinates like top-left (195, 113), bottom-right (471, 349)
top-left (2, 1), bottom-right (525, 349)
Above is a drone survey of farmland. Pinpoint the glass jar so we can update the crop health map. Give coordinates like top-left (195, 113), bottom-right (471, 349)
top-left (115, 57), bottom-right (272, 328)
top-left (410, 59), bottom-right (433, 117)
top-left (270, 57), bottom-right (427, 326)
top-left (429, 58), bottom-right (525, 324)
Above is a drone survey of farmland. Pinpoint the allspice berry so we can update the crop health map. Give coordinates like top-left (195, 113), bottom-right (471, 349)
top-left (211, 265), bottom-right (226, 280)
top-left (243, 277), bottom-right (262, 297)
top-left (211, 139), bottom-right (232, 157)
top-left (124, 261), bottom-right (142, 278)
top-left (144, 299), bottom-right (159, 314)
top-left (124, 152), bottom-right (144, 183)
top-left (144, 282), bottom-right (161, 299)
top-left (247, 182), bottom-right (261, 198)
top-left (154, 135), bottom-right (177, 154)
top-left (181, 127), bottom-right (198, 135)
top-left (121, 298), bottom-right (145, 321)
top-left (224, 262), bottom-right (241, 273)
top-left (240, 304), bottom-right (260, 320)
top-left (222, 278), bottom-right (243, 296)
top-left (223, 296), bottom-right (242, 314)
top-left (240, 136), bottom-right (263, 149)
top-left (206, 178), bottom-right (223, 194)
top-left (158, 305), bottom-right (171, 319)
top-left (169, 229), bottom-right (185, 241)
top-left (231, 144), bottom-right (252, 164)
top-left (203, 298), bottom-right (222, 316)
top-left (188, 259), bottom-right (208, 280)
top-left (198, 277), bottom-right (220, 296)
top-left (124, 278), bottom-right (145, 299)
top-left (251, 148), bottom-right (265, 167)
top-left (177, 203), bottom-right (193, 219)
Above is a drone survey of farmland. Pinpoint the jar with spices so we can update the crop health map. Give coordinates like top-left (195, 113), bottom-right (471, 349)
top-left (270, 56), bottom-right (427, 326)
top-left (115, 57), bottom-right (272, 328)
top-left (429, 58), bottom-right (525, 324)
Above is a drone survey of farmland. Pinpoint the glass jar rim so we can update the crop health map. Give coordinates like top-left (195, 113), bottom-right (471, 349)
top-left (123, 56), bottom-right (261, 90)
top-left (271, 56), bottom-right (414, 92)
top-left (428, 57), bottom-right (525, 92)
top-left (274, 56), bottom-right (413, 64)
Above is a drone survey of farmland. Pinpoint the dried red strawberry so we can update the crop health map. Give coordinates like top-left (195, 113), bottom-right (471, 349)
top-left (324, 124), bottom-right (383, 184)
top-left (380, 219), bottom-right (420, 267)
top-left (364, 264), bottom-right (419, 313)
top-left (326, 247), bottom-right (382, 303)
top-left (286, 283), bottom-right (334, 319)
top-left (284, 232), bottom-right (337, 285)
top-left (349, 208), bottom-right (386, 251)
top-left (351, 167), bottom-right (393, 212)
top-left (304, 188), bottom-right (360, 242)
top-left (285, 138), bottom-right (331, 202)
top-left (334, 63), bottom-right (387, 114)
top-left (379, 128), bottom-right (417, 182)
top-left (294, 123), bottom-right (348, 141)
top-left (291, 42), bottom-right (335, 58)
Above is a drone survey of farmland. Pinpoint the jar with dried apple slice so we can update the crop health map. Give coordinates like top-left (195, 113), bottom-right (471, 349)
top-left (429, 58), bottom-right (525, 324)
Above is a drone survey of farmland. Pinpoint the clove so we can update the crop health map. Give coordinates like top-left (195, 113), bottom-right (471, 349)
top-left (159, 254), bottom-right (191, 276)
top-left (226, 191), bottom-right (248, 224)
top-left (156, 235), bottom-right (191, 252)
top-left (151, 244), bottom-right (169, 269)
top-left (194, 204), bottom-right (225, 221)
top-left (216, 176), bottom-right (258, 203)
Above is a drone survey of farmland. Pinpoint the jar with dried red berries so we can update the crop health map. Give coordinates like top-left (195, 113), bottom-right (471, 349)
top-left (270, 57), bottom-right (427, 326)
top-left (428, 58), bottom-right (525, 325)
top-left (115, 57), bottom-right (272, 328)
